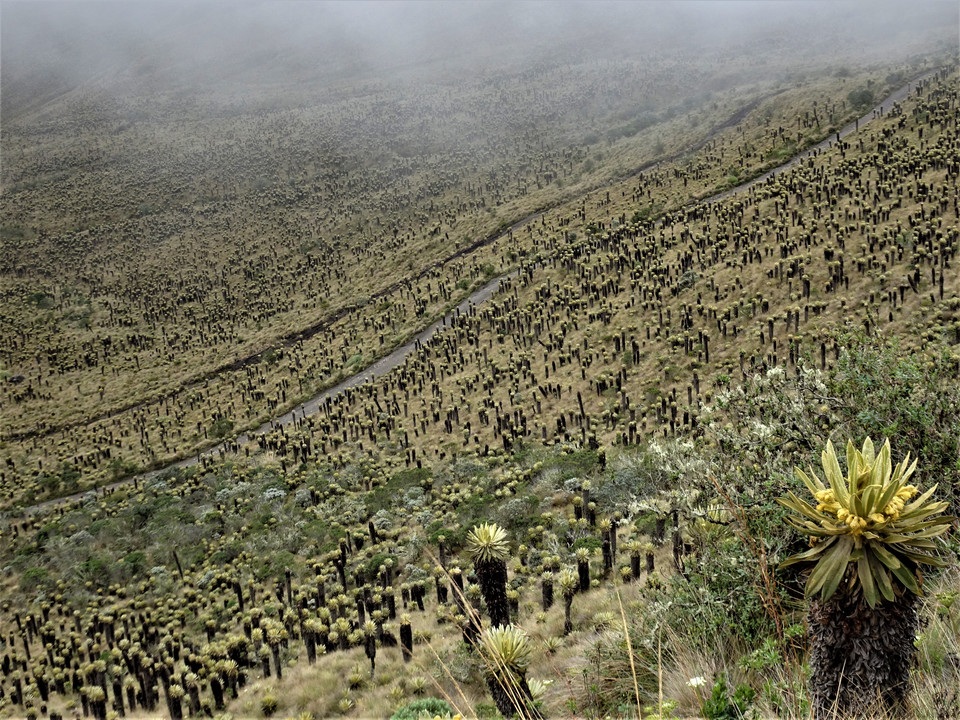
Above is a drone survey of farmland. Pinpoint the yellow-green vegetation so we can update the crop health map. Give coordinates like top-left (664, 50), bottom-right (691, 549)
top-left (779, 439), bottom-right (954, 719)
top-left (465, 523), bottom-right (511, 566)
top-left (780, 438), bottom-right (953, 607)
top-left (0, 331), bottom-right (956, 718)
top-left (235, 63), bottom-right (960, 517)
top-left (478, 625), bottom-right (540, 720)
top-left (2, 9), bottom-right (955, 507)
top-left (0, 4), bottom-right (958, 719)
top-left (2, 18), bottom-right (837, 500)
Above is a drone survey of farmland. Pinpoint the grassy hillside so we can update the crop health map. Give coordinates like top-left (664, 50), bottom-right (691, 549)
top-left (1, 4), bottom-right (958, 719)
top-left (0, 59), bottom-right (956, 720)
top-left (1, 5), bottom-right (956, 506)
top-left (209, 64), bottom-right (960, 501)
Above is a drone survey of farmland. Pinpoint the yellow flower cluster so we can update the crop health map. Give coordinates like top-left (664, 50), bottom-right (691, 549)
top-left (816, 489), bottom-right (863, 534)
top-left (814, 489), bottom-right (840, 514)
top-left (782, 438), bottom-right (954, 608)
top-left (813, 484), bottom-right (918, 537)
top-left (844, 515), bottom-right (868, 534)
top-left (882, 485), bottom-right (917, 520)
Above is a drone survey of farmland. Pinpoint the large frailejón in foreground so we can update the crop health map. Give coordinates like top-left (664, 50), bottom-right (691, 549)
top-left (778, 438), bottom-right (954, 719)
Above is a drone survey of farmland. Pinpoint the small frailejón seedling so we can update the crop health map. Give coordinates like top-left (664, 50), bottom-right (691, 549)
top-left (778, 438), bottom-right (954, 719)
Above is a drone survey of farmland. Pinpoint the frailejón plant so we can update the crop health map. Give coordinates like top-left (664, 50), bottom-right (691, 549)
top-left (778, 438), bottom-right (954, 719)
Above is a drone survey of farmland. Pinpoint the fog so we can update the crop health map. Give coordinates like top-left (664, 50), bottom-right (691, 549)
top-left (3, 0), bottom-right (957, 117)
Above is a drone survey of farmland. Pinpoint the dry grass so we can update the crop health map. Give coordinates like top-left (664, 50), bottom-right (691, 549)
top-left (1, 51), bottom-right (947, 506)
top-left (0, 19), bottom-right (957, 720)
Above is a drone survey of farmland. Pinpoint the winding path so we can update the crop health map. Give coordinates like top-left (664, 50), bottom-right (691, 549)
top-left (25, 68), bottom-right (941, 514)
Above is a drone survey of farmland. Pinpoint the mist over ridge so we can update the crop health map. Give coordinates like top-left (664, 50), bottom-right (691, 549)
top-left (0, 6), bottom-right (957, 717)
top-left (3, 0), bottom-right (957, 119)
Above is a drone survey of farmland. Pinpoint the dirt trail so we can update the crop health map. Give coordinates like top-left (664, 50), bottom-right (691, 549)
top-left (22, 69), bottom-right (939, 515)
top-left (0, 91), bottom-right (775, 444)
top-left (706, 71), bottom-right (933, 204)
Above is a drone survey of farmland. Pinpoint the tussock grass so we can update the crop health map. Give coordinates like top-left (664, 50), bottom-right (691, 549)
top-left (0, 14), bottom-right (957, 720)
top-left (1, 45), bottom-right (950, 506)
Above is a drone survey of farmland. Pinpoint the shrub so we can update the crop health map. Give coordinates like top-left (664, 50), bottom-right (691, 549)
top-left (702, 673), bottom-right (755, 719)
top-left (847, 88), bottom-right (874, 109)
top-left (20, 566), bottom-right (50, 592)
top-left (389, 697), bottom-right (454, 720)
top-left (365, 552), bottom-right (397, 579)
top-left (827, 333), bottom-right (960, 515)
top-left (210, 417), bottom-right (234, 439)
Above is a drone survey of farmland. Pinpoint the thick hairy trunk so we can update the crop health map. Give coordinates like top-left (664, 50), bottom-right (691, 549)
top-left (365, 635), bottom-right (377, 678)
top-left (451, 570), bottom-right (481, 647)
top-left (400, 623), bottom-right (413, 662)
top-left (111, 679), bottom-right (124, 717)
top-left (169, 696), bottom-right (183, 720)
top-left (486, 673), bottom-right (543, 719)
top-left (541, 578), bottom-right (554, 611)
top-left (487, 674), bottom-right (516, 718)
top-left (210, 677), bottom-right (225, 711)
top-left (477, 559), bottom-right (511, 628)
top-left (577, 560), bottom-right (590, 593)
top-left (270, 644), bottom-right (283, 680)
top-left (187, 685), bottom-right (201, 717)
top-left (808, 591), bottom-right (918, 720)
